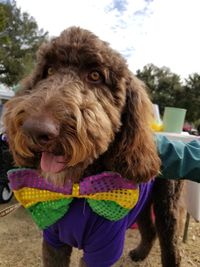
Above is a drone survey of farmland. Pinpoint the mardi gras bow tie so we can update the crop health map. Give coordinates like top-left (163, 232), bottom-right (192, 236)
top-left (7, 168), bottom-right (139, 229)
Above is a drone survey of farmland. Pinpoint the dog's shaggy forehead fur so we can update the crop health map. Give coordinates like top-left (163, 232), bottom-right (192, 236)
top-left (3, 27), bottom-right (160, 185)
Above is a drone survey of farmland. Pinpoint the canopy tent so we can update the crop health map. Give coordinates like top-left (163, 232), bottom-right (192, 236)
top-left (0, 84), bottom-right (15, 131)
top-left (0, 84), bottom-right (15, 100)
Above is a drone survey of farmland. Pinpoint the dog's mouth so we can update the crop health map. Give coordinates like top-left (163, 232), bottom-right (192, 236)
top-left (40, 152), bottom-right (66, 173)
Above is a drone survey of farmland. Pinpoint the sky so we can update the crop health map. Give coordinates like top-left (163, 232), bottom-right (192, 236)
top-left (15, 0), bottom-right (200, 79)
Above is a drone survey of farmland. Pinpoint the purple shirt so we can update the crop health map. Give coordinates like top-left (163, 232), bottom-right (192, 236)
top-left (43, 180), bottom-right (154, 267)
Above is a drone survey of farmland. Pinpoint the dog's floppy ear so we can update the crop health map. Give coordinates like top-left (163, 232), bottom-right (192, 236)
top-left (113, 73), bottom-right (160, 183)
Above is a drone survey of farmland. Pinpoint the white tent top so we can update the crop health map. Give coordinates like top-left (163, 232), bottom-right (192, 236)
top-left (0, 84), bottom-right (15, 100)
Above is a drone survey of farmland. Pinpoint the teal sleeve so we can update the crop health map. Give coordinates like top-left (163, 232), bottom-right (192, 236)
top-left (156, 135), bottom-right (200, 183)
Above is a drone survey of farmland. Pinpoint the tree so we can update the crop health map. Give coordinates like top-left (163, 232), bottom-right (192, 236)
top-left (136, 64), bottom-right (185, 115)
top-left (183, 73), bottom-right (200, 125)
top-left (0, 0), bottom-right (48, 86)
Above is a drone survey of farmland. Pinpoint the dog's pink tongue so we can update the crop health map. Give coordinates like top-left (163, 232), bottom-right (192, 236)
top-left (41, 152), bottom-right (66, 173)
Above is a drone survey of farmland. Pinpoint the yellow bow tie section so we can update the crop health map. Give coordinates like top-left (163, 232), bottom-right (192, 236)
top-left (14, 183), bottom-right (139, 210)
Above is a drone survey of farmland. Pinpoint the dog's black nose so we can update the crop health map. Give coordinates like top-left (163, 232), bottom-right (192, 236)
top-left (22, 116), bottom-right (59, 145)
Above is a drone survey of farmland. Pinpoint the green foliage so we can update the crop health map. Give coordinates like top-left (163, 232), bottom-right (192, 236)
top-left (136, 64), bottom-right (200, 125)
top-left (136, 64), bottom-right (184, 115)
top-left (0, 0), bottom-right (48, 86)
top-left (182, 73), bottom-right (200, 124)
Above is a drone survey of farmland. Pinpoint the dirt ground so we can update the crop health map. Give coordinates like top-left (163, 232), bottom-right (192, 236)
top-left (0, 197), bottom-right (200, 267)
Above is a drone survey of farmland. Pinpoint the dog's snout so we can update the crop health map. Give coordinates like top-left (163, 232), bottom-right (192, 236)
top-left (22, 116), bottom-right (59, 145)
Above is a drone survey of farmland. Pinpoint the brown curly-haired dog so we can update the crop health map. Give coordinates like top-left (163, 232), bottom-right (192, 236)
top-left (3, 27), bottom-right (181, 267)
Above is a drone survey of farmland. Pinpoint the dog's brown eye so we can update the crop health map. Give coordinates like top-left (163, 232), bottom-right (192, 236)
top-left (87, 71), bottom-right (102, 82)
top-left (47, 67), bottom-right (54, 76)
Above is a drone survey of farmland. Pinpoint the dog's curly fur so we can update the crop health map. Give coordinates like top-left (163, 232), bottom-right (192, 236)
top-left (3, 27), bottom-right (182, 267)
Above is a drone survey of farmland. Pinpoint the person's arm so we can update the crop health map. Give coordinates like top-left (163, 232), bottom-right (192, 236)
top-left (156, 135), bottom-right (200, 182)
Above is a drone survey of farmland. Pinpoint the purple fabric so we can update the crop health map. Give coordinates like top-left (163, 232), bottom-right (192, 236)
top-left (43, 180), bottom-right (154, 267)
top-left (8, 169), bottom-right (72, 194)
top-left (79, 172), bottom-right (137, 194)
top-left (8, 169), bottom-right (137, 194)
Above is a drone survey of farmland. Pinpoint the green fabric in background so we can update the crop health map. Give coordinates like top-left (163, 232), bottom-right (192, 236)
top-left (156, 135), bottom-right (200, 183)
